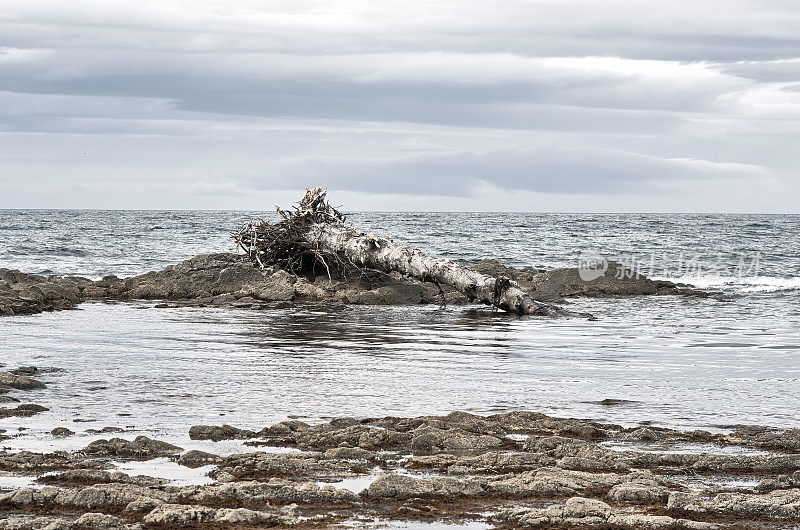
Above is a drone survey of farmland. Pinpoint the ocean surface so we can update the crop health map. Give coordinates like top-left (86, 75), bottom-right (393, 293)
top-left (1, 210), bottom-right (799, 455)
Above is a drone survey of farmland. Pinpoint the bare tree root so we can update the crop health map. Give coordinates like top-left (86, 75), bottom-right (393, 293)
top-left (233, 187), bottom-right (561, 316)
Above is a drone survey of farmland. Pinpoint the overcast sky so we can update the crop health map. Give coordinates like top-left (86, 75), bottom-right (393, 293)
top-left (1, 1), bottom-right (799, 211)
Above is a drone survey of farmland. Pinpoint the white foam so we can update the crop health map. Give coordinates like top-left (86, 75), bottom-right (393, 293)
top-left (656, 274), bottom-right (800, 293)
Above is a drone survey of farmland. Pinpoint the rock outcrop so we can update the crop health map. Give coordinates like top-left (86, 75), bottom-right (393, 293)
top-left (0, 269), bottom-right (88, 316)
top-left (81, 436), bottom-right (183, 459)
top-left (473, 259), bottom-right (703, 302)
top-left (0, 372), bottom-right (46, 391)
top-left (2, 409), bottom-right (800, 528)
top-left (493, 496), bottom-right (719, 529)
top-left (1, 253), bottom-right (709, 316)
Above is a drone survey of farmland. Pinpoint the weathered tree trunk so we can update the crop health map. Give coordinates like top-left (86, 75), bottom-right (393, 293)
top-left (303, 222), bottom-right (556, 315)
top-left (234, 188), bottom-right (559, 316)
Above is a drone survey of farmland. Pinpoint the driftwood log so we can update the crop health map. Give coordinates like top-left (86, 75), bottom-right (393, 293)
top-left (234, 188), bottom-right (559, 316)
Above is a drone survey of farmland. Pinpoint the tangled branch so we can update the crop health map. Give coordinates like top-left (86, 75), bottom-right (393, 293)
top-left (232, 187), bottom-right (348, 275)
top-left (233, 187), bottom-right (562, 315)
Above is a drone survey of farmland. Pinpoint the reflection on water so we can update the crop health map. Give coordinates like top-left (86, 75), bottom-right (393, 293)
top-left (1, 291), bottom-right (799, 454)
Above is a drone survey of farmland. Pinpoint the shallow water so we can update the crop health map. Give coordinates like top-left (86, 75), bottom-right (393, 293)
top-left (1, 294), bottom-right (799, 452)
top-left (1, 211), bottom-right (799, 454)
top-left (2, 211), bottom-right (799, 291)
top-left (112, 458), bottom-right (215, 486)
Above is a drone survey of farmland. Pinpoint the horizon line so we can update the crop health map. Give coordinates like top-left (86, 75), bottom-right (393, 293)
top-left (0, 208), bottom-right (798, 215)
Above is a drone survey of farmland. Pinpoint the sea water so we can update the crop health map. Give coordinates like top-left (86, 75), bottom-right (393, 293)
top-left (1, 211), bottom-right (798, 453)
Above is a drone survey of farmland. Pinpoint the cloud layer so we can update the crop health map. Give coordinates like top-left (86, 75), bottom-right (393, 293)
top-left (1, 0), bottom-right (798, 211)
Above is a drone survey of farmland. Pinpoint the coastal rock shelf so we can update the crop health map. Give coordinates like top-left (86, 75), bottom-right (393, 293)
top-left (2, 408), bottom-right (800, 528)
top-left (0, 253), bottom-right (706, 317)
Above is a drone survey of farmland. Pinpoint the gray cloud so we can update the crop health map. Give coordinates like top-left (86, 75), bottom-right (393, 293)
top-left (250, 147), bottom-right (769, 196)
top-left (0, 0), bottom-right (798, 211)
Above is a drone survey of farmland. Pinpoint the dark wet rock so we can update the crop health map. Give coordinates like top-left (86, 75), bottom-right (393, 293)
top-left (486, 411), bottom-right (550, 432)
top-left (525, 417), bottom-right (607, 438)
top-left (0, 451), bottom-right (109, 473)
top-left (728, 426), bottom-right (800, 452)
top-left (365, 473), bottom-right (484, 498)
top-left (591, 398), bottom-right (640, 407)
top-left (0, 483), bottom-right (173, 509)
top-left (493, 496), bottom-right (718, 529)
top-left (366, 467), bottom-right (624, 500)
top-left (3, 253), bottom-right (710, 317)
top-left (423, 411), bottom-right (507, 436)
top-left (84, 427), bottom-right (126, 435)
top-left (525, 435), bottom-right (599, 456)
top-left (177, 450), bottom-right (223, 469)
top-left (484, 467), bottom-right (625, 498)
top-left (4, 409), bottom-right (800, 528)
top-left (142, 503), bottom-right (287, 525)
top-left (263, 419), bottom-right (311, 437)
top-left (51, 427), bottom-right (75, 437)
top-left (0, 372), bottom-right (46, 390)
top-left (264, 412), bottom-right (527, 454)
top-left (0, 396), bottom-right (20, 404)
top-left (0, 404), bottom-right (48, 419)
top-left (519, 430), bottom-right (800, 476)
top-left (410, 425), bottom-right (507, 453)
top-left (0, 515), bottom-right (65, 530)
top-left (179, 479), bottom-right (359, 505)
top-left (0, 269), bottom-right (88, 316)
top-left (292, 424), bottom-right (411, 451)
top-left (625, 452), bottom-right (800, 474)
top-left (472, 259), bottom-right (707, 301)
top-left (189, 424), bottom-right (258, 442)
top-left (8, 367), bottom-right (38, 377)
top-left (0, 513), bottom-right (129, 530)
top-left (72, 513), bottom-right (127, 529)
top-left (668, 488), bottom-right (800, 519)
top-left (489, 412), bottom-right (617, 438)
top-left (100, 253), bottom-right (271, 302)
top-left (406, 451), bottom-right (556, 474)
top-left (36, 469), bottom-right (168, 487)
top-left (82, 436), bottom-right (182, 458)
top-left (607, 473), bottom-right (670, 504)
top-left (209, 450), bottom-right (375, 482)
top-left (622, 427), bottom-right (666, 441)
top-left (758, 470), bottom-right (800, 492)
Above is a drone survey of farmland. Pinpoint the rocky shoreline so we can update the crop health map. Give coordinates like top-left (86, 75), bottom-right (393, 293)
top-left (1, 253), bottom-right (708, 317)
top-left (3, 257), bottom-right (762, 528)
top-left (2, 366), bottom-right (800, 528)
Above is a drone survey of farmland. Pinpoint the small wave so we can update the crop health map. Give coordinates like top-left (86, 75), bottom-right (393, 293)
top-left (45, 247), bottom-right (90, 257)
top-left (660, 274), bottom-right (800, 293)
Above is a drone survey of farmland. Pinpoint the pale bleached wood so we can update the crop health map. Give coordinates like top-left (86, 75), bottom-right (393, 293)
top-left (303, 222), bottom-right (556, 315)
top-left (235, 187), bottom-right (559, 315)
